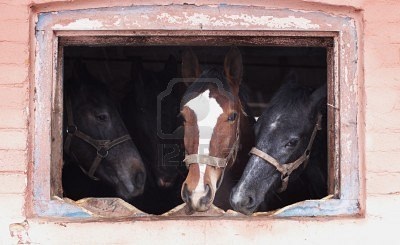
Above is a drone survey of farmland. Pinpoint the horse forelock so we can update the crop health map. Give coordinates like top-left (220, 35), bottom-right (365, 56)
top-left (180, 67), bottom-right (235, 108)
top-left (257, 82), bottom-right (314, 131)
top-left (270, 81), bottom-right (312, 112)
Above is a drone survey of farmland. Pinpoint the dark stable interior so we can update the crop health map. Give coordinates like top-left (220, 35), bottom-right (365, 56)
top-left (62, 45), bottom-right (327, 215)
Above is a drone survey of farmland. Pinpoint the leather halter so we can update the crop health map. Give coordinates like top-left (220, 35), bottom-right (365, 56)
top-left (183, 112), bottom-right (241, 169)
top-left (64, 98), bottom-right (132, 181)
top-left (250, 113), bottom-right (322, 192)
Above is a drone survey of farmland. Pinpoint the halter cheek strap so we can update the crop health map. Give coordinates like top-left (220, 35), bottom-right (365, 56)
top-left (250, 113), bottom-right (322, 192)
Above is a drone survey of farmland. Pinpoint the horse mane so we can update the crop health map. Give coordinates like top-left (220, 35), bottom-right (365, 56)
top-left (268, 75), bottom-right (314, 114)
top-left (238, 84), bottom-right (256, 124)
top-left (180, 67), bottom-right (256, 128)
top-left (181, 68), bottom-right (231, 105)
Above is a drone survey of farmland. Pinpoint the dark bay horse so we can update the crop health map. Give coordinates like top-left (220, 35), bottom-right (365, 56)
top-left (180, 47), bottom-right (255, 212)
top-left (62, 62), bottom-right (146, 202)
top-left (230, 73), bottom-right (327, 215)
top-left (121, 56), bottom-right (187, 214)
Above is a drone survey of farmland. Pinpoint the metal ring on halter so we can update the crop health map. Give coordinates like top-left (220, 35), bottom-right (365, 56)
top-left (66, 125), bottom-right (77, 134)
top-left (97, 147), bottom-right (109, 158)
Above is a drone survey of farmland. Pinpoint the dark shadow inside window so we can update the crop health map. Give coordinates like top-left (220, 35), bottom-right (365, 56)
top-left (62, 45), bottom-right (327, 215)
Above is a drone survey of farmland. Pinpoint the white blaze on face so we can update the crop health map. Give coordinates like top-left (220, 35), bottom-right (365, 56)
top-left (270, 114), bottom-right (281, 130)
top-left (185, 90), bottom-right (223, 193)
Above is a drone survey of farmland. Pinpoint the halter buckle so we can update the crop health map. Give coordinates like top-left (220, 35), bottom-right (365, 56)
top-left (66, 125), bottom-right (77, 134)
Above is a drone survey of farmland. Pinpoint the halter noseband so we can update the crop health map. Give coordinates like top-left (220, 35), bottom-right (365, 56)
top-left (64, 98), bottom-right (132, 181)
top-left (250, 113), bottom-right (322, 192)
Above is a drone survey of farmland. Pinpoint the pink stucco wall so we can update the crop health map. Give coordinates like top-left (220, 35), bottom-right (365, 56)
top-left (0, 0), bottom-right (399, 243)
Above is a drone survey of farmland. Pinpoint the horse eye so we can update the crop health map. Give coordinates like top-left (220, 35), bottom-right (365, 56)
top-left (227, 112), bottom-right (237, 122)
top-left (285, 138), bottom-right (299, 148)
top-left (96, 113), bottom-right (109, 122)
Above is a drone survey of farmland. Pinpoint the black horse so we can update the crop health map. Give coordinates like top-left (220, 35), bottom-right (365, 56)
top-left (230, 73), bottom-right (327, 215)
top-left (62, 62), bottom-right (146, 202)
top-left (121, 56), bottom-right (187, 214)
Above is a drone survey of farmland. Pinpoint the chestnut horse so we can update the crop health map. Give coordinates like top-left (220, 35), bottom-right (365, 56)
top-left (180, 47), bottom-right (255, 212)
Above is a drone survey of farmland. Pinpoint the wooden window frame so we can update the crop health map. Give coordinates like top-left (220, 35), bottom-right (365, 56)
top-left (30, 5), bottom-right (363, 218)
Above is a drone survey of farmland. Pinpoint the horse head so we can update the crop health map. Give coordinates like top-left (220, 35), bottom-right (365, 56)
top-left (64, 62), bottom-right (146, 200)
top-left (180, 47), bottom-right (249, 212)
top-left (230, 73), bottom-right (327, 214)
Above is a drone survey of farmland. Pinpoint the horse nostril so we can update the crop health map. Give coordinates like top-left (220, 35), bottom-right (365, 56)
top-left (135, 171), bottom-right (145, 188)
top-left (181, 183), bottom-right (190, 203)
top-left (238, 194), bottom-right (256, 211)
top-left (199, 184), bottom-right (212, 206)
top-left (205, 184), bottom-right (211, 198)
top-left (246, 195), bottom-right (254, 207)
top-left (230, 189), bottom-right (257, 213)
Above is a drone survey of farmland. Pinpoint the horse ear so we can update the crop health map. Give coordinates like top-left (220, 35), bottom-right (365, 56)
top-left (310, 83), bottom-right (327, 109)
top-left (130, 57), bottom-right (143, 82)
top-left (181, 48), bottom-right (201, 85)
top-left (283, 70), bottom-right (298, 85)
top-left (78, 61), bottom-right (93, 82)
top-left (224, 47), bottom-right (243, 94)
top-left (64, 59), bottom-right (91, 94)
top-left (164, 55), bottom-right (178, 76)
top-left (160, 55), bottom-right (178, 87)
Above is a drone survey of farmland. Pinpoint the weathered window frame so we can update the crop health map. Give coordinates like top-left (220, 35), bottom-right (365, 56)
top-left (31, 5), bottom-right (363, 218)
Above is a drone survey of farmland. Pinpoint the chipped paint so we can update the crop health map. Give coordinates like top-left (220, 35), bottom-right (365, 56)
top-left (213, 19), bottom-right (237, 27)
top-left (53, 18), bottom-right (103, 30)
top-left (183, 12), bottom-right (214, 26)
top-left (155, 12), bottom-right (319, 29)
top-left (123, 16), bottom-right (141, 27)
top-left (224, 14), bottom-right (320, 29)
top-left (113, 15), bottom-right (122, 26)
top-left (157, 13), bottom-right (183, 24)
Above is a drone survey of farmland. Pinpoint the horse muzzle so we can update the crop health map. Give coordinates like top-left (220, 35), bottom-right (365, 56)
top-left (230, 184), bottom-right (258, 215)
top-left (181, 183), bottom-right (214, 212)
